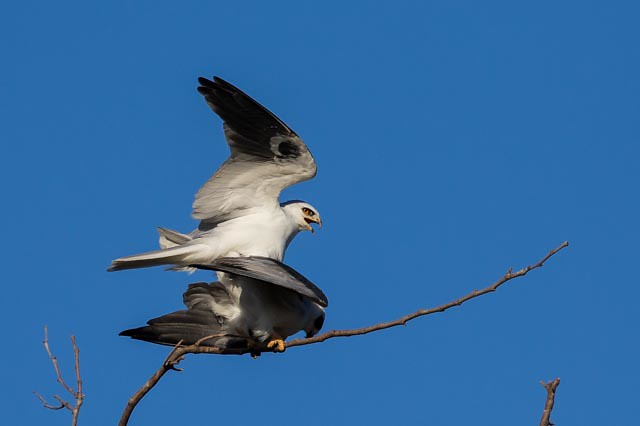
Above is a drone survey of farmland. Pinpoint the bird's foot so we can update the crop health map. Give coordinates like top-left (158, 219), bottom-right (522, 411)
top-left (267, 339), bottom-right (286, 353)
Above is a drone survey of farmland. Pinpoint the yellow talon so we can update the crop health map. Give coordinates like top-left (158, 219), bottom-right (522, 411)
top-left (267, 339), bottom-right (286, 353)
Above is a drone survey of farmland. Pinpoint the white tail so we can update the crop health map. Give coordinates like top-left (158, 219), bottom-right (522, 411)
top-left (158, 227), bottom-right (192, 249)
top-left (107, 245), bottom-right (200, 272)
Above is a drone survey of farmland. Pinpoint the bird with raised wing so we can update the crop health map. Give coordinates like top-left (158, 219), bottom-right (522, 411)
top-left (108, 77), bottom-right (321, 272)
top-left (120, 257), bottom-right (327, 354)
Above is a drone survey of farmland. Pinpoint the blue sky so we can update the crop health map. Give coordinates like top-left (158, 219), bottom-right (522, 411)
top-left (2, 1), bottom-right (639, 425)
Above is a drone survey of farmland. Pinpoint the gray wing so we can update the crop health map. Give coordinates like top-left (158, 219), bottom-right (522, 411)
top-left (193, 77), bottom-right (317, 224)
top-left (192, 256), bottom-right (328, 307)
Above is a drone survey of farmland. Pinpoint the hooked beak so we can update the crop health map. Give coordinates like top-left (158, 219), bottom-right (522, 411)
top-left (304, 217), bottom-right (322, 234)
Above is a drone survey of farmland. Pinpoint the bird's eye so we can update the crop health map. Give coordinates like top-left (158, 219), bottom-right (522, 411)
top-left (302, 207), bottom-right (314, 216)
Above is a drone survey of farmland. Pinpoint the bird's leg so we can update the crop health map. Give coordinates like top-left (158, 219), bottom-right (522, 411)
top-left (266, 337), bottom-right (286, 353)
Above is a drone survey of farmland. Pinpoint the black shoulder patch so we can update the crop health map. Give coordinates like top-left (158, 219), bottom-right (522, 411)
top-left (277, 140), bottom-right (300, 159)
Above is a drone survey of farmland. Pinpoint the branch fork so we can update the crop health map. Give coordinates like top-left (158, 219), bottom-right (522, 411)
top-left (34, 327), bottom-right (84, 426)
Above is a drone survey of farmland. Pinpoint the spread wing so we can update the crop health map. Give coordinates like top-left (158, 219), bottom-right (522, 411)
top-left (193, 76), bottom-right (317, 224)
top-left (192, 256), bottom-right (328, 307)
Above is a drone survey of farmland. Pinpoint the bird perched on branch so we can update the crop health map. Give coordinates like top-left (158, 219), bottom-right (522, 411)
top-left (108, 76), bottom-right (321, 273)
top-left (119, 257), bottom-right (328, 354)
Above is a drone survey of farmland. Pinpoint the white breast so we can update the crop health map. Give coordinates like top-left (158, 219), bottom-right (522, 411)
top-left (192, 206), bottom-right (297, 262)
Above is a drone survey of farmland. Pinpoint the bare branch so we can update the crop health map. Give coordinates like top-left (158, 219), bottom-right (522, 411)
top-left (70, 335), bottom-right (84, 426)
top-left (120, 241), bottom-right (569, 425)
top-left (539, 378), bottom-right (561, 426)
top-left (42, 326), bottom-right (76, 397)
top-left (118, 335), bottom-right (230, 426)
top-left (288, 241), bottom-right (569, 348)
top-left (119, 339), bottom-right (187, 426)
top-left (34, 327), bottom-right (85, 426)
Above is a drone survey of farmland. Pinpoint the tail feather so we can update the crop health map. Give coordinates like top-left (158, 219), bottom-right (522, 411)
top-left (107, 245), bottom-right (200, 272)
top-left (119, 310), bottom-right (250, 350)
top-left (158, 228), bottom-right (198, 272)
top-left (157, 227), bottom-right (192, 249)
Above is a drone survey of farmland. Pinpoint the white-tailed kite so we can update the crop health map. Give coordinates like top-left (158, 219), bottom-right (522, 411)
top-left (108, 77), bottom-right (321, 272)
top-left (119, 257), bottom-right (327, 354)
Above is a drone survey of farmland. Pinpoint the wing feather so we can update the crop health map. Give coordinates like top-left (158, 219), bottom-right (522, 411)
top-left (193, 77), bottom-right (316, 223)
top-left (191, 256), bottom-right (328, 307)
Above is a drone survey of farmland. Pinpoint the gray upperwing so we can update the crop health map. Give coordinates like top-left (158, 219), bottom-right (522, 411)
top-left (192, 77), bottom-right (316, 224)
top-left (191, 256), bottom-right (328, 307)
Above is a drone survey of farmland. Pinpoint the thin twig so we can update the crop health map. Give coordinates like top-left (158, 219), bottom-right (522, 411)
top-left (539, 378), bottom-right (561, 426)
top-left (43, 327), bottom-right (75, 397)
top-left (120, 241), bottom-right (569, 426)
top-left (70, 336), bottom-right (84, 426)
top-left (34, 327), bottom-right (85, 426)
top-left (33, 392), bottom-right (65, 410)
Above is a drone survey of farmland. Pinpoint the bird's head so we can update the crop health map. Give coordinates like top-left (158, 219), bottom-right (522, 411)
top-left (282, 201), bottom-right (322, 233)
